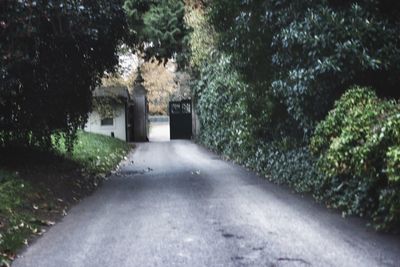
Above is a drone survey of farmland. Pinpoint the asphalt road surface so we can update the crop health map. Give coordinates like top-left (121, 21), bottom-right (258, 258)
top-left (13, 122), bottom-right (400, 267)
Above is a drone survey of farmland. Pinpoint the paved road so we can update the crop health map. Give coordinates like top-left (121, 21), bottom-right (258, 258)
top-left (14, 123), bottom-right (400, 267)
top-left (148, 119), bottom-right (170, 142)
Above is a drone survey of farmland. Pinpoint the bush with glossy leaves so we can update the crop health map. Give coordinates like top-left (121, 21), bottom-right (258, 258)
top-left (311, 87), bottom-right (400, 231)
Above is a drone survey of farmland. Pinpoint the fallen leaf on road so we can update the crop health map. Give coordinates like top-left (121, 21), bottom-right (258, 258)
top-left (38, 229), bottom-right (46, 235)
top-left (44, 220), bottom-right (55, 226)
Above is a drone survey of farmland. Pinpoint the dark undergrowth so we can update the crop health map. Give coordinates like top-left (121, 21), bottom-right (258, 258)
top-left (0, 132), bottom-right (131, 266)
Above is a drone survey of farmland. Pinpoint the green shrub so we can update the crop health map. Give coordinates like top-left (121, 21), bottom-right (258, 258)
top-left (193, 53), bottom-right (321, 196)
top-left (190, 4), bottom-right (400, 232)
top-left (387, 146), bottom-right (400, 182)
top-left (246, 141), bottom-right (321, 195)
top-left (193, 53), bottom-right (254, 159)
top-left (311, 87), bottom-right (400, 231)
top-left (208, 0), bottom-right (400, 136)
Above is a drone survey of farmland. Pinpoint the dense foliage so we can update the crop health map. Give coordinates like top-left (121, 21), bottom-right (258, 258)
top-left (311, 88), bottom-right (400, 230)
top-left (124, 0), bottom-right (190, 67)
top-left (192, 53), bottom-right (321, 195)
top-left (208, 0), bottom-right (400, 136)
top-left (193, 54), bottom-right (253, 158)
top-left (188, 1), bottom-right (400, 231)
top-left (0, 0), bottom-right (126, 150)
top-left (189, 5), bottom-right (320, 195)
top-left (185, 7), bottom-right (215, 72)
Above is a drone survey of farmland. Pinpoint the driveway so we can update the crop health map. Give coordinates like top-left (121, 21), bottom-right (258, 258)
top-left (13, 122), bottom-right (400, 266)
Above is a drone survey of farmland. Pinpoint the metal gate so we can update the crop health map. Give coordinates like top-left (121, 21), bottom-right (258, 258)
top-left (169, 99), bottom-right (192, 139)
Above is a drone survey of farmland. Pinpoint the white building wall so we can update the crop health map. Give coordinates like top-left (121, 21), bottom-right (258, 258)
top-left (84, 105), bottom-right (126, 141)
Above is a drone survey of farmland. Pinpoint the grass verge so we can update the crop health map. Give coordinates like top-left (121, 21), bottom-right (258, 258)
top-left (55, 131), bottom-right (132, 175)
top-left (0, 131), bottom-right (131, 266)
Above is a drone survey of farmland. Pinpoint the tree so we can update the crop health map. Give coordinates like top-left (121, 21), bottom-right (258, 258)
top-left (128, 59), bottom-right (190, 115)
top-left (208, 0), bottom-right (400, 137)
top-left (0, 0), bottom-right (126, 150)
top-left (124, 0), bottom-right (190, 67)
top-left (133, 60), bottom-right (176, 115)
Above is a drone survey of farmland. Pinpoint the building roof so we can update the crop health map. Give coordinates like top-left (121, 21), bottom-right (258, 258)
top-left (93, 86), bottom-right (130, 100)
